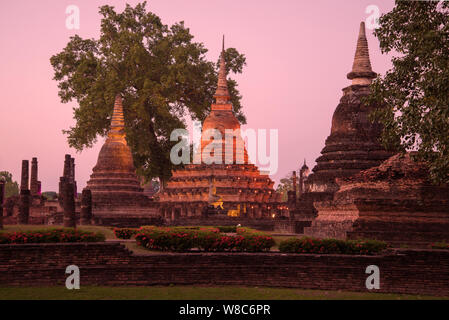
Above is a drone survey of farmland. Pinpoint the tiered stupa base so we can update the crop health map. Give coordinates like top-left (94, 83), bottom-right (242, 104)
top-left (304, 153), bottom-right (449, 247)
top-left (159, 164), bottom-right (282, 222)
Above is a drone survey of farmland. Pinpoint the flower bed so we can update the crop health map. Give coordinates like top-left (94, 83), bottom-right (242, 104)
top-left (279, 237), bottom-right (387, 255)
top-left (0, 229), bottom-right (106, 244)
top-left (134, 226), bottom-right (274, 252)
top-left (113, 228), bottom-right (137, 239)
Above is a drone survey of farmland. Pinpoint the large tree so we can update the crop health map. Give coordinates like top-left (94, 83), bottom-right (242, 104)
top-left (367, 0), bottom-right (449, 184)
top-left (51, 2), bottom-right (246, 184)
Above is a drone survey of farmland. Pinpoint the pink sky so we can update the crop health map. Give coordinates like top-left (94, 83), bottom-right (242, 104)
top-left (0, 0), bottom-right (395, 192)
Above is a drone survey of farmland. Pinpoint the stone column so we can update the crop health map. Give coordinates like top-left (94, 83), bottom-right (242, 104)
top-left (0, 178), bottom-right (5, 229)
top-left (18, 160), bottom-right (31, 224)
top-left (30, 158), bottom-right (39, 196)
top-left (292, 171), bottom-right (297, 203)
top-left (62, 178), bottom-right (76, 228)
top-left (20, 160), bottom-right (29, 191)
top-left (70, 157), bottom-right (77, 198)
top-left (58, 177), bottom-right (65, 207)
top-left (80, 189), bottom-right (92, 225)
top-left (63, 154), bottom-right (71, 178)
top-left (18, 189), bottom-right (30, 225)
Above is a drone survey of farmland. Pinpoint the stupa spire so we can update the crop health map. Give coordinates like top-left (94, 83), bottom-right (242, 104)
top-left (214, 35), bottom-right (230, 105)
top-left (108, 94), bottom-right (126, 141)
top-left (347, 22), bottom-right (377, 85)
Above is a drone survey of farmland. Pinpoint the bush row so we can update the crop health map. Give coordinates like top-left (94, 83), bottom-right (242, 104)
top-left (0, 229), bottom-right (106, 244)
top-left (135, 226), bottom-right (274, 252)
top-left (278, 237), bottom-right (387, 255)
top-left (431, 242), bottom-right (449, 250)
top-left (114, 225), bottom-right (234, 239)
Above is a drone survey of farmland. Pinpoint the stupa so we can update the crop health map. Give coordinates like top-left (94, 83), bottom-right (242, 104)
top-left (86, 95), bottom-right (158, 226)
top-left (158, 39), bottom-right (281, 223)
top-left (295, 22), bottom-right (394, 221)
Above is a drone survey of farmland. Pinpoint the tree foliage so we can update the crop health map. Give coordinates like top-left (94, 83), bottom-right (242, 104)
top-left (50, 2), bottom-right (246, 183)
top-left (276, 173), bottom-right (298, 202)
top-left (366, 0), bottom-right (449, 184)
top-left (0, 171), bottom-right (19, 199)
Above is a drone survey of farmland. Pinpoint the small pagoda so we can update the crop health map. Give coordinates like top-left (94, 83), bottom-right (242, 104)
top-left (86, 95), bottom-right (158, 226)
top-left (158, 39), bottom-right (281, 221)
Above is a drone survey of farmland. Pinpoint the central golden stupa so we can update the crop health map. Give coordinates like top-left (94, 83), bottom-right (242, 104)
top-left (159, 40), bottom-right (281, 220)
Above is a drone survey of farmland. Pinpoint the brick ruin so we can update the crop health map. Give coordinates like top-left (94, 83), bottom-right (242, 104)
top-left (85, 95), bottom-right (159, 226)
top-left (158, 40), bottom-right (282, 224)
top-left (80, 189), bottom-right (92, 225)
top-left (291, 22), bottom-right (449, 245)
top-left (304, 153), bottom-right (449, 246)
top-left (283, 22), bottom-right (394, 233)
top-left (4, 157), bottom-right (64, 225)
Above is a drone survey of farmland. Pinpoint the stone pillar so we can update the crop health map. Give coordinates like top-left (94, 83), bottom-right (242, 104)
top-left (60, 154), bottom-right (76, 205)
top-left (20, 160), bottom-right (29, 191)
top-left (80, 189), bottom-right (92, 225)
top-left (58, 177), bottom-right (65, 207)
top-left (18, 160), bottom-right (31, 224)
top-left (63, 154), bottom-right (71, 178)
top-left (62, 177), bottom-right (76, 228)
top-left (70, 157), bottom-right (77, 198)
top-left (30, 158), bottom-right (39, 196)
top-left (292, 171), bottom-right (297, 202)
top-left (0, 178), bottom-right (5, 229)
top-left (18, 189), bottom-right (30, 224)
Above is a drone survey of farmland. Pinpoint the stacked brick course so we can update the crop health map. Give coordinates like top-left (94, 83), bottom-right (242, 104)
top-left (0, 242), bottom-right (448, 296)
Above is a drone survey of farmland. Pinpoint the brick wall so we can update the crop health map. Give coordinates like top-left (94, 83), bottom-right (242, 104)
top-left (168, 217), bottom-right (275, 231)
top-left (0, 242), bottom-right (448, 296)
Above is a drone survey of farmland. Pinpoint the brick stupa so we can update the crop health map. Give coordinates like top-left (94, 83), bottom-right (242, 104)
top-left (86, 95), bottom-right (158, 226)
top-left (159, 39), bottom-right (281, 221)
top-left (296, 22), bottom-right (394, 221)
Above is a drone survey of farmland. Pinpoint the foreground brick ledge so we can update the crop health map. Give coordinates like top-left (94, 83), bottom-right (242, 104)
top-left (1, 242), bottom-right (447, 257)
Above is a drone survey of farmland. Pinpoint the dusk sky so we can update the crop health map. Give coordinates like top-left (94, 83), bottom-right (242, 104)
top-left (0, 0), bottom-right (395, 192)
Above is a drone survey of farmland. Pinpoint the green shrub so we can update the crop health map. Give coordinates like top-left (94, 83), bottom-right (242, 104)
top-left (431, 242), bottom-right (449, 250)
top-left (279, 237), bottom-right (387, 255)
top-left (0, 229), bottom-right (105, 244)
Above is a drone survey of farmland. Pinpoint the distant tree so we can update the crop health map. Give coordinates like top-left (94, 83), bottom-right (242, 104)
top-left (42, 192), bottom-right (57, 201)
top-left (50, 2), bottom-right (246, 185)
top-left (0, 171), bottom-right (19, 198)
top-left (366, 0), bottom-right (449, 184)
top-left (276, 173), bottom-right (298, 202)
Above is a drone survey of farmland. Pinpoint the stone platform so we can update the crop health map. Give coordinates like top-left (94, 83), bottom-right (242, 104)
top-left (304, 153), bottom-right (449, 246)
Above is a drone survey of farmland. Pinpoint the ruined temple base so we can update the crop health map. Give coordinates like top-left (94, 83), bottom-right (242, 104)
top-left (304, 154), bottom-right (449, 247)
top-left (273, 219), bottom-right (311, 234)
top-left (92, 204), bottom-right (161, 228)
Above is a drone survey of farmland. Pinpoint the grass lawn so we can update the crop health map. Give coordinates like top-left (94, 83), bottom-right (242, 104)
top-left (0, 286), bottom-right (446, 300)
